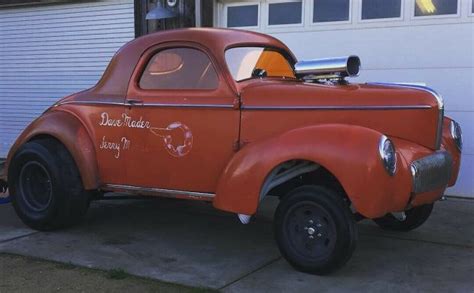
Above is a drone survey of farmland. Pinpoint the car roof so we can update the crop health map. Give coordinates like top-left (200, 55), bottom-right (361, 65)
top-left (92, 28), bottom-right (295, 97)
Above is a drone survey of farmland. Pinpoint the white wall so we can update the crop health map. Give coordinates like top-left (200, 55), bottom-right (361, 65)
top-left (274, 24), bottom-right (473, 197)
top-left (0, 0), bottom-right (135, 158)
top-left (216, 0), bottom-right (474, 197)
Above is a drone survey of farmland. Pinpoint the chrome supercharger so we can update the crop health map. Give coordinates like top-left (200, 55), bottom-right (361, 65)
top-left (294, 55), bottom-right (361, 83)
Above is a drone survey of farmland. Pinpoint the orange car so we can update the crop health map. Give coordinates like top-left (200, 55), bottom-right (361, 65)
top-left (0, 28), bottom-right (462, 274)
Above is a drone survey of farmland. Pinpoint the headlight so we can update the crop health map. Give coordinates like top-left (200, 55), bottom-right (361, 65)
top-left (450, 120), bottom-right (462, 152)
top-left (379, 135), bottom-right (397, 176)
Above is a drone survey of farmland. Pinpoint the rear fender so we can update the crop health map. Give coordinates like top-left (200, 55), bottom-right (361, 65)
top-left (213, 124), bottom-right (411, 218)
top-left (5, 110), bottom-right (100, 190)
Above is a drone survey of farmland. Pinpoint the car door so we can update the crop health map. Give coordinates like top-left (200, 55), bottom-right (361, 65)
top-left (121, 44), bottom-right (240, 192)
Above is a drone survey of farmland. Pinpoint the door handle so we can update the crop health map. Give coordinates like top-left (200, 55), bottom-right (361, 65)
top-left (126, 98), bottom-right (143, 105)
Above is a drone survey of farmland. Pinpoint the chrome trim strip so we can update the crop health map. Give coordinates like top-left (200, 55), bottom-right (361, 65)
top-left (56, 101), bottom-right (125, 107)
top-left (368, 82), bottom-right (444, 149)
top-left (367, 82), bottom-right (444, 110)
top-left (134, 103), bottom-right (234, 109)
top-left (242, 105), bottom-right (431, 111)
top-left (103, 184), bottom-right (215, 199)
top-left (56, 101), bottom-right (233, 109)
top-left (436, 108), bottom-right (444, 150)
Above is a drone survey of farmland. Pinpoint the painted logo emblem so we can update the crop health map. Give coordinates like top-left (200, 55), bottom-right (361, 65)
top-left (150, 122), bottom-right (193, 157)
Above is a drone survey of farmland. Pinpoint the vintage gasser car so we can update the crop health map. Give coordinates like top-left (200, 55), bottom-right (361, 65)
top-left (0, 28), bottom-right (462, 274)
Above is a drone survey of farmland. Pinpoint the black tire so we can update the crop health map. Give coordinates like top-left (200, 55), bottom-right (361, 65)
top-left (8, 139), bottom-right (90, 231)
top-left (373, 204), bottom-right (434, 232)
top-left (274, 185), bottom-right (358, 275)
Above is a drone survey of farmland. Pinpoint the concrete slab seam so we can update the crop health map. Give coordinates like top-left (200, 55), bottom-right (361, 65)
top-left (218, 256), bottom-right (282, 291)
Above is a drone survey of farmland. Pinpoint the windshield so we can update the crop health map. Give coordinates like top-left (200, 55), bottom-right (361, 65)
top-left (225, 47), bottom-right (295, 81)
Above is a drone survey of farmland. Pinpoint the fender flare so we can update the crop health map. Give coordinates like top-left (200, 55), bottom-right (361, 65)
top-left (213, 124), bottom-right (410, 218)
top-left (5, 110), bottom-right (100, 190)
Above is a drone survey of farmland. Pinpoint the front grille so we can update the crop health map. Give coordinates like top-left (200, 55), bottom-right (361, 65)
top-left (411, 151), bottom-right (452, 194)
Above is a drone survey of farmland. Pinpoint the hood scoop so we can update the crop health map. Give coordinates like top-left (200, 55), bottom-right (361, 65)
top-left (294, 55), bottom-right (361, 84)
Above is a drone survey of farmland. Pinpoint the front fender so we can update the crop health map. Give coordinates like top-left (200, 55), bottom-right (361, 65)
top-left (213, 124), bottom-right (411, 218)
top-left (5, 109), bottom-right (100, 190)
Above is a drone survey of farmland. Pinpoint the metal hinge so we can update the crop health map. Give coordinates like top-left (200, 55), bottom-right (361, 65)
top-left (232, 96), bottom-right (241, 110)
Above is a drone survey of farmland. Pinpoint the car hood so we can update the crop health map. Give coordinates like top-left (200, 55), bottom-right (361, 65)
top-left (239, 80), bottom-right (443, 150)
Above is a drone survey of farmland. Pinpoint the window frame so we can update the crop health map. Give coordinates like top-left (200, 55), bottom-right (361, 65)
top-left (223, 2), bottom-right (261, 29)
top-left (224, 45), bottom-right (297, 83)
top-left (469, 0), bottom-right (474, 16)
top-left (266, 0), bottom-right (305, 28)
top-left (411, 0), bottom-right (461, 20)
top-left (136, 45), bottom-right (221, 92)
top-left (358, 0), bottom-right (404, 23)
top-left (310, 0), bottom-right (352, 26)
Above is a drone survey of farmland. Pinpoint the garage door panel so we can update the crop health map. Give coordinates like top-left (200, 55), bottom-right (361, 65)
top-left (2, 24), bottom-right (134, 37)
top-left (0, 5), bottom-right (134, 22)
top-left (0, 0), bottom-right (135, 158)
top-left (446, 154), bottom-right (474, 197)
top-left (0, 2), bottom-right (133, 20)
top-left (1, 27), bottom-right (134, 39)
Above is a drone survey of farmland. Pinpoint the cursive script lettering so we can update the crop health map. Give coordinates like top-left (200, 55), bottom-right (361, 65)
top-left (99, 112), bottom-right (150, 129)
top-left (99, 136), bottom-right (131, 159)
top-left (122, 113), bottom-right (150, 129)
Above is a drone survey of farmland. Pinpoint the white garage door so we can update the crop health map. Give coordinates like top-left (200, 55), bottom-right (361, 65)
top-left (217, 0), bottom-right (474, 197)
top-left (0, 0), bottom-right (135, 158)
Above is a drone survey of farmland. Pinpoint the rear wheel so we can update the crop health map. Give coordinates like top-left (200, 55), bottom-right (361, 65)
top-left (274, 185), bottom-right (357, 275)
top-left (373, 204), bottom-right (434, 232)
top-left (9, 139), bottom-right (90, 231)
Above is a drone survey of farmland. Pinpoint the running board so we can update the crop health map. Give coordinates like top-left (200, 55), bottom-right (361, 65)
top-left (102, 184), bottom-right (215, 201)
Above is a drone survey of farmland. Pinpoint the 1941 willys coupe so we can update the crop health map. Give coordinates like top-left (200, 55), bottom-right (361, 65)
top-left (0, 28), bottom-right (462, 274)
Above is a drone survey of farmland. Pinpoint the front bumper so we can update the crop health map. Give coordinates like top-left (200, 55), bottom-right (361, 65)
top-left (410, 151), bottom-right (452, 194)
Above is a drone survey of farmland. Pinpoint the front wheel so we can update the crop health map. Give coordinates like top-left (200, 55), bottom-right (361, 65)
top-left (373, 204), bottom-right (434, 232)
top-left (274, 185), bottom-right (358, 275)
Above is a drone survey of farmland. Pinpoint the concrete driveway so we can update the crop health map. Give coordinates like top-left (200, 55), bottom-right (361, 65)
top-left (0, 196), bottom-right (472, 292)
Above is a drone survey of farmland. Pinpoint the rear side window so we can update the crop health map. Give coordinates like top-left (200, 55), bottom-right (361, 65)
top-left (139, 48), bottom-right (219, 90)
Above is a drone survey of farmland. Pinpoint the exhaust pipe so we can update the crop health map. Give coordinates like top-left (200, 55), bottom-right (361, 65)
top-left (294, 55), bottom-right (361, 82)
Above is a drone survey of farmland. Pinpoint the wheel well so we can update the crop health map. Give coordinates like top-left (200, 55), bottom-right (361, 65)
top-left (25, 134), bottom-right (98, 195)
top-left (28, 134), bottom-right (61, 144)
top-left (263, 160), bottom-right (347, 201)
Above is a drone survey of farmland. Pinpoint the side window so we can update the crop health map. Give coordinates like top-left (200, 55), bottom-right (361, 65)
top-left (139, 48), bottom-right (219, 90)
